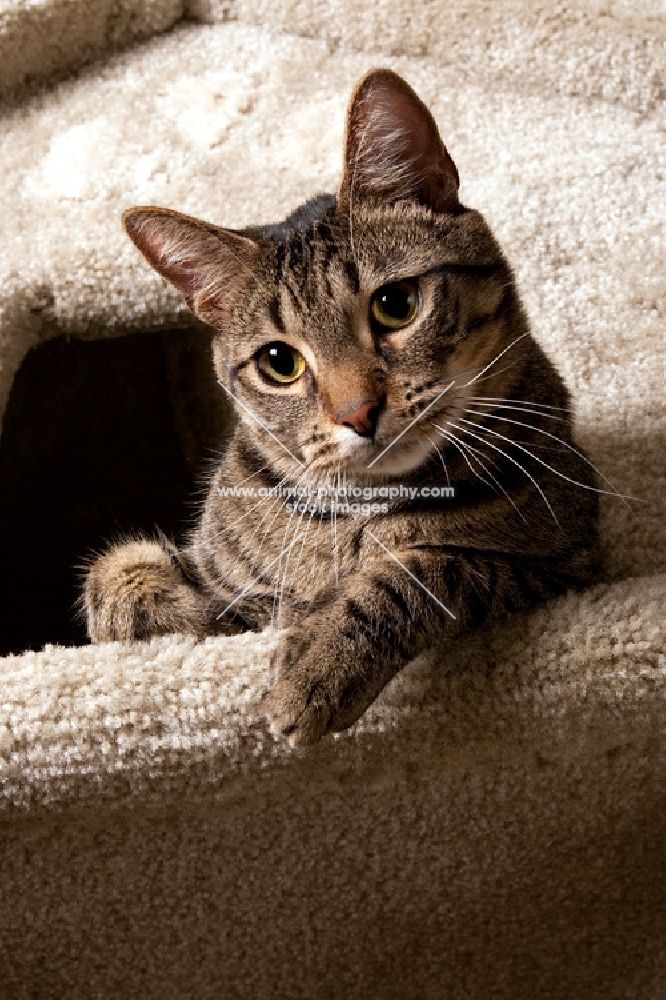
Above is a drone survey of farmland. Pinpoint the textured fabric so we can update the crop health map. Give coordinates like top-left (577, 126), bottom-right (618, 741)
top-left (0, 0), bottom-right (184, 96)
top-left (0, 1), bottom-right (665, 996)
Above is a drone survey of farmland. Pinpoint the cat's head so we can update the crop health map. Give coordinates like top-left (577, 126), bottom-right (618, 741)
top-left (123, 69), bottom-right (529, 482)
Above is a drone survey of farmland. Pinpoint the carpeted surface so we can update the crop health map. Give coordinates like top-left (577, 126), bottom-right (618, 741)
top-left (0, 1), bottom-right (665, 996)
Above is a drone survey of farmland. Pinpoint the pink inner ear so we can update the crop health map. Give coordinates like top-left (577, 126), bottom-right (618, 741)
top-left (364, 83), bottom-right (459, 192)
top-left (340, 69), bottom-right (460, 212)
top-left (124, 211), bottom-right (211, 305)
top-left (123, 208), bottom-right (261, 323)
top-left (377, 90), bottom-right (443, 175)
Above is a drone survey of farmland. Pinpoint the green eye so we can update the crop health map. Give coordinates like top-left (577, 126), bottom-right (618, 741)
top-left (256, 342), bottom-right (306, 384)
top-left (371, 280), bottom-right (420, 330)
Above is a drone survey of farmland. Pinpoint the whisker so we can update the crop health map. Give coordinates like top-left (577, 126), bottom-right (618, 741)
top-left (234, 493), bottom-right (284, 566)
top-left (433, 425), bottom-right (527, 523)
top-left (470, 396), bottom-right (574, 414)
top-left (221, 464), bottom-right (304, 535)
top-left (270, 466), bottom-right (313, 632)
top-left (221, 491), bottom-right (274, 536)
top-left (486, 438), bottom-right (581, 453)
top-left (404, 327), bottom-right (531, 421)
top-left (275, 497), bottom-right (310, 634)
top-left (461, 413), bottom-right (639, 506)
top-left (254, 489), bottom-right (305, 573)
top-left (307, 488), bottom-right (329, 590)
top-left (216, 533), bottom-right (303, 624)
top-left (289, 493), bottom-right (321, 589)
top-left (464, 332), bottom-right (530, 387)
top-left (423, 432), bottom-right (450, 487)
top-left (232, 467), bottom-right (315, 563)
top-left (432, 426), bottom-right (494, 491)
top-left (218, 379), bottom-right (305, 468)
top-left (423, 359), bottom-right (524, 394)
top-left (367, 380), bottom-right (456, 469)
top-left (468, 400), bottom-right (569, 422)
top-left (462, 359), bottom-right (523, 386)
top-left (231, 466), bottom-right (268, 488)
top-left (447, 418), bottom-right (559, 524)
top-left (332, 463), bottom-right (340, 588)
top-left (281, 485), bottom-right (315, 605)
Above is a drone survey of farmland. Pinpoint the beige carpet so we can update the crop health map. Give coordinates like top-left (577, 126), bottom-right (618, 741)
top-left (0, 1), bottom-right (665, 996)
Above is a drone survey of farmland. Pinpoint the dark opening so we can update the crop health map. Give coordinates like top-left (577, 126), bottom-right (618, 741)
top-left (0, 328), bottom-right (231, 656)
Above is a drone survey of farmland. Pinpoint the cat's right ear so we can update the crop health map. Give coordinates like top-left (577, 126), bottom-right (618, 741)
top-left (122, 207), bottom-right (261, 325)
top-left (337, 68), bottom-right (460, 214)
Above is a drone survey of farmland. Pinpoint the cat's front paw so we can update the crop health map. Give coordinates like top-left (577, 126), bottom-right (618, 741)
top-left (262, 630), bottom-right (373, 748)
top-left (85, 538), bottom-right (203, 642)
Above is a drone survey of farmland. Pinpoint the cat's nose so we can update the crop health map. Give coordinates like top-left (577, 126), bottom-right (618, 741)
top-left (336, 399), bottom-right (382, 438)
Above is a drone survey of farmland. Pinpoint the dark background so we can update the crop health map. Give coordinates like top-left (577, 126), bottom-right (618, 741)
top-left (0, 328), bottom-right (232, 656)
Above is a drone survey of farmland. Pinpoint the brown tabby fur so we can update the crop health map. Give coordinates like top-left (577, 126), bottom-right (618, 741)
top-left (84, 69), bottom-right (601, 746)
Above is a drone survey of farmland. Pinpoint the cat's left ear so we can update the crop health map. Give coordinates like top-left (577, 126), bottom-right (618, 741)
top-left (337, 68), bottom-right (460, 214)
top-left (123, 206), bottom-right (261, 325)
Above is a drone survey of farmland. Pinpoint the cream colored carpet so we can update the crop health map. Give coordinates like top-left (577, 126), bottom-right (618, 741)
top-left (1, 1), bottom-right (665, 996)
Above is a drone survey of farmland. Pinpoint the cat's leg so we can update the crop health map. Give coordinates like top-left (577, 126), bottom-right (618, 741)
top-left (262, 548), bottom-right (543, 746)
top-left (84, 535), bottom-right (236, 643)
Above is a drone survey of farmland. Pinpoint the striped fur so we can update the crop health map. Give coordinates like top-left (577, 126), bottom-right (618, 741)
top-left (84, 70), bottom-right (601, 746)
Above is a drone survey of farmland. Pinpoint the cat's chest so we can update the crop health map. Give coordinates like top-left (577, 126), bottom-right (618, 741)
top-left (204, 458), bottom-right (493, 594)
top-left (209, 488), bottom-right (363, 596)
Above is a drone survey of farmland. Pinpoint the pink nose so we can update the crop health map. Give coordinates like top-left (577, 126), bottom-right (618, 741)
top-left (336, 400), bottom-right (381, 438)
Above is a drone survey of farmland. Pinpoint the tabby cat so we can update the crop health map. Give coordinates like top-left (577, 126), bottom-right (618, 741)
top-left (85, 69), bottom-right (601, 746)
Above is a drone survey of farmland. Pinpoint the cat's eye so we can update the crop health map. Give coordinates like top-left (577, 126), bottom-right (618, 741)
top-left (371, 280), bottom-right (420, 331)
top-left (256, 342), bottom-right (307, 384)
